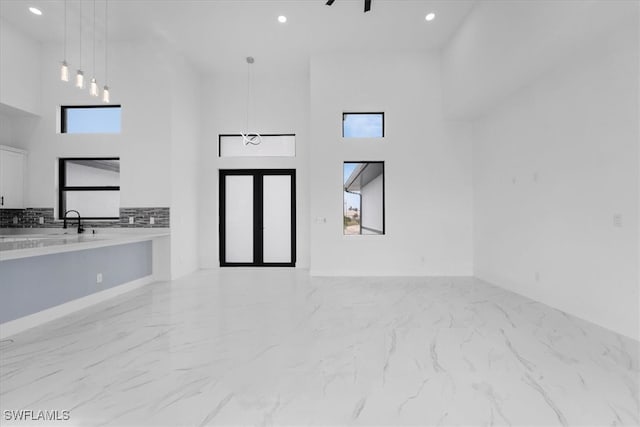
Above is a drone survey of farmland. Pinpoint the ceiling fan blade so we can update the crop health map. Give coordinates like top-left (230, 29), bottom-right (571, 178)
top-left (326, 0), bottom-right (372, 12)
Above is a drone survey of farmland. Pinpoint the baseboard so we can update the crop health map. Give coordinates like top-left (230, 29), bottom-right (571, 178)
top-left (309, 270), bottom-right (473, 277)
top-left (473, 273), bottom-right (640, 343)
top-left (0, 275), bottom-right (154, 339)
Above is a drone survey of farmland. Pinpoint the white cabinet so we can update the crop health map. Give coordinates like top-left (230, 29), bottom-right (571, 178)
top-left (0, 146), bottom-right (27, 209)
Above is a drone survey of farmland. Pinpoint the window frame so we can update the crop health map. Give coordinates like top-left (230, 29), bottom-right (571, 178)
top-left (343, 161), bottom-right (386, 236)
top-left (60, 105), bottom-right (122, 134)
top-left (342, 112), bottom-right (385, 138)
top-left (219, 169), bottom-right (297, 267)
top-left (218, 133), bottom-right (296, 157)
top-left (58, 157), bottom-right (121, 220)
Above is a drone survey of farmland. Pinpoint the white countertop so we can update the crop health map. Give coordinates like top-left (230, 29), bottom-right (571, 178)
top-left (0, 228), bottom-right (170, 261)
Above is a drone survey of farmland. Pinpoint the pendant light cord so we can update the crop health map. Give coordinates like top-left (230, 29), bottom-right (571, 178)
top-left (241, 57), bottom-right (262, 146)
top-left (92, 0), bottom-right (96, 75)
top-left (104, 0), bottom-right (108, 84)
top-left (63, 0), bottom-right (67, 60)
top-left (79, 0), bottom-right (82, 69)
top-left (246, 59), bottom-right (251, 133)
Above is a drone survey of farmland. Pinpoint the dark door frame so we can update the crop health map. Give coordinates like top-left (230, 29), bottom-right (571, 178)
top-left (219, 169), bottom-right (296, 267)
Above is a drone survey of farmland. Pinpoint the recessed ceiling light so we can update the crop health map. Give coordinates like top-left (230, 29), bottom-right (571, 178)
top-left (29, 7), bottom-right (43, 16)
top-left (278, 15), bottom-right (287, 23)
top-left (425, 12), bottom-right (436, 22)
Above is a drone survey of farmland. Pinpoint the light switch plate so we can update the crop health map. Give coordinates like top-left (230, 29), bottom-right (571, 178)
top-left (613, 214), bottom-right (622, 227)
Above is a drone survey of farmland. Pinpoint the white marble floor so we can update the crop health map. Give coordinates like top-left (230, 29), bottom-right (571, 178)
top-left (1, 269), bottom-right (638, 426)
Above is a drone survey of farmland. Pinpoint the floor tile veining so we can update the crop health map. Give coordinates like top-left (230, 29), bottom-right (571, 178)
top-left (1, 270), bottom-right (638, 426)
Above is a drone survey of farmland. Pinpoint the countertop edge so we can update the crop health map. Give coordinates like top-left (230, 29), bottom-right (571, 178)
top-left (0, 232), bottom-right (170, 261)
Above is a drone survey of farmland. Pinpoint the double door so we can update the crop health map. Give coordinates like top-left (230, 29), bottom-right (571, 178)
top-left (219, 169), bottom-right (296, 267)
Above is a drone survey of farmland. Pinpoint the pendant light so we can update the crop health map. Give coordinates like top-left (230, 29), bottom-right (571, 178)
top-left (89, 0), bottom-right (98, 96)
top-left (75, 0), bottom-right (84, 88)
top-left (60, 0), bottom-right (69, 81)
top-left (102, 0), bottom-right (110, 103)
top-left (240, 56), bottom-right (262, 146)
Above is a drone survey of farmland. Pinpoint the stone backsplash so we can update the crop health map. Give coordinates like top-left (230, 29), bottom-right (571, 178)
top-left (0, 207), bottom-right (170, 229)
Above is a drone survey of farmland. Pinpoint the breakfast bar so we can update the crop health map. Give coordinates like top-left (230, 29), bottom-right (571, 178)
top-left (0, 229), bottom-right (170, 336)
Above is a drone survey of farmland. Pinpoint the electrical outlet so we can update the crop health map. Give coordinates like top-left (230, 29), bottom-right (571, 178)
top-left (96, 273), bottom-right (103, 284)
top-left (39, 217), bottom-right (44, 224)
top-left (613, 214), bottom-right (622, 227)
top-left (150, 217), bottom-right (155, 225)
top-left (129, 217), bottom-right (134, 225)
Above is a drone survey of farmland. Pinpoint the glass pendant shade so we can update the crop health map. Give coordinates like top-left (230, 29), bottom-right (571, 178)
top-left (75, 70), bottom-right (84, 88)
top-left (90, 77), bottom-right (98, 96)
top-left (61, 61), bottom-right (69, 82)
top-left (102, 86), bottom-right (110, 103)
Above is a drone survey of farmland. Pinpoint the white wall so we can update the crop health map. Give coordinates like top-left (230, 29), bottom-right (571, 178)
top-left (31, 39), bottom-right (202, 279)
top-left (169, 52), bottom-right (201, 278)
top-left (361, 173), bottom-right (383, 233)
top-left (2, 26), bottom-right (201, 279)
top-left (442, 0), bottom-right (638, 119)
top-left (0, 113), bottom-right (13, 146)
top-left (0, 20), bottom-right (41, 152)
top-left (310, 52), bottom-right (473, 276)
top-left (0, 108), bottom-right (39, 150)
top-left (0, 18), bottom-right (41, 115)
top-left (198, 67), bottom-right (311, 269)
top-left (472, 21), bottom-right (639, 340)
top-left (25, 39), bottom-right (172, 211)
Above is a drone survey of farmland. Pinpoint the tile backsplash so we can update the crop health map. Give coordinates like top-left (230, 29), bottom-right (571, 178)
top-left (118, 208), bottom-right (170, 228)
top-left (0, 207), bottom-right (170, 228)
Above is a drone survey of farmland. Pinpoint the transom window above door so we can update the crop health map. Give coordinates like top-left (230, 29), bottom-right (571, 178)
top-left (218, 134), bottom-right (296, 157)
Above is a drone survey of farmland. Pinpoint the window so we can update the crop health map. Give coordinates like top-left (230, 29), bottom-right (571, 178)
top-left (58, 158), bottom-right (120, 219)
top-left (61, 105), bottom-right (122, 134)
top-left (343, 162), bottom-right (385, 235)
top-left (343, 113), bottom-right (384, 138)
top-left (218, 134), bottom-right (296, 157)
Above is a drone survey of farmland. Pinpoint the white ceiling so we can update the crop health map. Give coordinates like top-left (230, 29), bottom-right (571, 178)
top-left (0, 0), bottom-right (476, 73)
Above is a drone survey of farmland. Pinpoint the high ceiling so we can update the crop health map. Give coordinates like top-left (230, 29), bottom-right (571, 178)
top-left (0, 0), bottom-right (475, 72)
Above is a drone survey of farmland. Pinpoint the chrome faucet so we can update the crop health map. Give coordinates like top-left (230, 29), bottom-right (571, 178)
top-left (63, 210), bottom-right (84, 234)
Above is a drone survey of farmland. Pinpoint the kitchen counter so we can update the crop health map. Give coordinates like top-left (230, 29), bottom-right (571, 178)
top-left (0, 229), bottom-right (170, 261)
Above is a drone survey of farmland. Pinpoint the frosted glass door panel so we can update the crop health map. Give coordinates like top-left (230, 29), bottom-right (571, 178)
top-left (225, 175), bottom-right (253, 263)
top-left (263, 175), bottom-right (291, 263)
